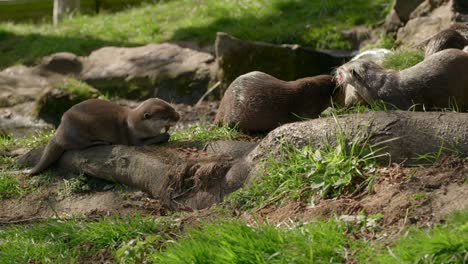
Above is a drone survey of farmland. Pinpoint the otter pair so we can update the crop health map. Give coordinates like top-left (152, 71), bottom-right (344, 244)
top-left (29, 98), bottom-right (180, 175)
top-left (336, 49), bottom-right (468, 111)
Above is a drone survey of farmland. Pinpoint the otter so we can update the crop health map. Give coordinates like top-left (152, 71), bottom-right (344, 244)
top-left (425, 23), bottom-right (468, 58)
top-left (215, 71), bottom-right (338, 132)
top-left (29, 98), bottom-right (180, 175)
top-left (335, 49), bottom-right (468, 111)
top-left (337, 49), bottom-right (394, 107)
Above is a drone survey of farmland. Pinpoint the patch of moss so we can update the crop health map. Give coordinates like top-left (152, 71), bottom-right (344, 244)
top-left (382, 50), bottom-right (424, 70)
top-left (86, 78), bottom-right (151, 100)
top-left (33, 78), bottom-right (101, 125)
top-left (361, 32), bottom-right (396, 50)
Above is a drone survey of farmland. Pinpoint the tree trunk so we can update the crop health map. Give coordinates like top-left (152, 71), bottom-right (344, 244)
top-left (53, 0), bottom-right (80, 26)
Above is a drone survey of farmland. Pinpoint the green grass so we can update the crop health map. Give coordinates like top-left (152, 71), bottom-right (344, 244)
top-left (375, 210), bottom-right (468, 263)
top-left (171, 124), bottom-right (244, 142)
top-left (0, 215), bottom-right (173, 263)
top-left (0, 169), bottom-right (57, 200)
top-left (150, 219), bottom-right (372, 263)
top-left (361, 32), bottom-right (396, 51)
top-left (60, 78), bottom-right (100, 99)
top-left (322, 101), bottom-right (390, 117)
top-left (227, 125), bottom-right (385, 210)
top-left (0, 172), bottom-right (24, 200)
top-left (382, 50), bottom-right (424, 70)
top-left (0, 0), bottom-right (392, 68)
top-left (0, 131), bottom-right (53, 169)
top-left (0, 0), bottom-right (145, 22)
top-left (0, 130), bottom-right (53, 153)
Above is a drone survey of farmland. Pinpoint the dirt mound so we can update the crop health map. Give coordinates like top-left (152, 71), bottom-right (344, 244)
top-left (246, 156), bottom-right (468, 233)
top-left (0, 187), bottom-right (166, 224)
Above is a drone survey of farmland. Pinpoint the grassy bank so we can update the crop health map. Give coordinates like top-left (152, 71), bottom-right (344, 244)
top-left (2, 210), bottom-right (464, 263)
top-left (0, 0), bottom-right (392, 68)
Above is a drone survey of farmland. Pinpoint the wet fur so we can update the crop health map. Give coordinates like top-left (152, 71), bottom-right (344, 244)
top-left (336, 49), bottom-right (468, 110)
top-left (425, 23), bottom-right (468, 58)
top-left (215, 71), bottom-right (337, 132)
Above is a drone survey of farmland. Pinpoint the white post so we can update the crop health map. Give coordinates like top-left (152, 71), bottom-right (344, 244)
top-left (53, 0), bottom-right (80, 26)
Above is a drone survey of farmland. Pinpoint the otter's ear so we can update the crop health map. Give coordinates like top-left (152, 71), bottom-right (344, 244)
top-left (351, 69), bottom-right (358, 77)
top-left (143, 112), bottom-right (151, 119)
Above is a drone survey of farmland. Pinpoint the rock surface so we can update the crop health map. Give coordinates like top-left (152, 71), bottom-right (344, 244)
top-left (394, 0), bottom-right (467, 48)
top-left (215, 32), bottom-right (347, 92)
top-left (0, 66), bottom-right (56, 135)
top-left (38, 52), bottom-right (83, 76)
top-left (79, 43), bottom-right (215, 104)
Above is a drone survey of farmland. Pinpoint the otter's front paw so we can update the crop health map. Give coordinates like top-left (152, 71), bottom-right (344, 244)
top-left (157, 133), bottom-right (170, 143)
top-left (142, 133), bottom-right (170, 145)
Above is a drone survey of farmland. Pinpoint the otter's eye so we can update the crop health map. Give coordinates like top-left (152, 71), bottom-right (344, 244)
top-left (351, 69), bottom-right (357, 76)
top-left (143, 112), bottom-right (151, 119)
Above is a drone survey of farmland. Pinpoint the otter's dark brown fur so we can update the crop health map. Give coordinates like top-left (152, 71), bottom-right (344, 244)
top-left (30, 98), bottom-right (180, 175)
top-left (425, 23), bottom-right (468, 58)
top-left (215, 71), bottom-right (337, 132)
top-left (336, 49), bottom-right (468, 111)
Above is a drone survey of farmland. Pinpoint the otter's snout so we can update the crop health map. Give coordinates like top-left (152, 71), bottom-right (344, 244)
top-left (335, 67), bottom-right (347, 87)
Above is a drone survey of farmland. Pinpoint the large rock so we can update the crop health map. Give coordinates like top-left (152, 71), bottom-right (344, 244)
top-left (393, 0), bottom-right (425, 22)
top-left (396, 17), bottom-right (448, 48)
top-left (396, 0), bottom-right (466, 48)
top-left (215, 32), bottom-right (348, 92)
top-left (38, 52), bottom-right (83, 76)
top-left (0, 66), bottom-right (51, 107)
top-left (0, 66), bottom-right (56, 135)
top-left (384, 0), bottom-right (425, 32)
top-left (79, 43), bottom-right (216, 104)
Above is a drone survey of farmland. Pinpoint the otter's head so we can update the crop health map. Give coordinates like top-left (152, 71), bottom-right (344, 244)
top-left (335, 60), bottom-right (386, 106)
top-left (128, 98), bottom-right (180, 138)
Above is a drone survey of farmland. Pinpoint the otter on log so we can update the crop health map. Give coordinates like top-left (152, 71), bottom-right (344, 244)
top-left (335, 49), bottom-right (468, 111)
top-left (215, 71), bottom-right (338, 132)
top-left (29, 98), bottom-right (180, 175)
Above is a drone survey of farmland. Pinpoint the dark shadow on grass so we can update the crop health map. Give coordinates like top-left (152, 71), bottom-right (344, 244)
top-left (0, 0), bottom-right (148, 22)
top-left (0, 29), bottom-right (139, 69)
top-left (169, 0), bottom-right (390, 48)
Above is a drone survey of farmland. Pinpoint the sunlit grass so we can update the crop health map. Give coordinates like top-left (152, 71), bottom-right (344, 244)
top-left (227, 121), bottom-right (386, 210)
top-left (375, 210), bottom-right (468, 263)
top-left (150, 219), bottom-right (373, 263)
top-left (0, 215), bottom-right (173, 263)
top-left (171, 124), bottom-right (245, 142)
top-left (0, 0), bottom-right (392, 68)
top-left (0, 130), bottom-right (54, 153)
top-left (382, 50), bottom-right (424, 70)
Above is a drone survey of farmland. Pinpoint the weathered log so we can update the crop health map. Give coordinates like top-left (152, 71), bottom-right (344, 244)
top-left (19, 141), bottom-right (256, 209)
top-left (246, 111), bottom-right (468, 182)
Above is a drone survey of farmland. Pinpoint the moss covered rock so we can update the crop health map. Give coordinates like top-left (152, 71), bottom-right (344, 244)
top-left (34, 78), bottom-right (101, 126)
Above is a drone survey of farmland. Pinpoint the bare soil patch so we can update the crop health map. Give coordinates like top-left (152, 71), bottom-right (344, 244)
top-left (244, 156), bottom-right (467, 234)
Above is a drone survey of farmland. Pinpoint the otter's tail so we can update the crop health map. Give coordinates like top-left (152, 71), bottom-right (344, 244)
top-left (29, 137), bottom-right (65, 175)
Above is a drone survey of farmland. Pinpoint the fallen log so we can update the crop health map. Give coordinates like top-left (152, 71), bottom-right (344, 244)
top-left (246, 111), bottom-right (468, 182)
top-left (19, 140), bottom-right (257, 209)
